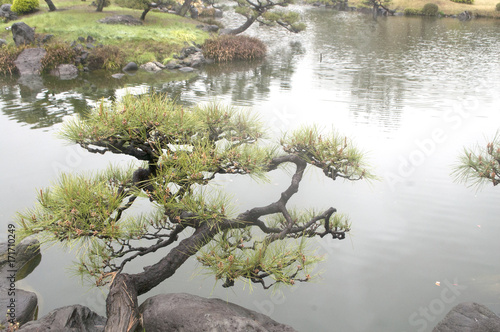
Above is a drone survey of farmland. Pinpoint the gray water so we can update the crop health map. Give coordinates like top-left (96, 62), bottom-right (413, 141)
top-left (1, 8), bottom-right (500, 332)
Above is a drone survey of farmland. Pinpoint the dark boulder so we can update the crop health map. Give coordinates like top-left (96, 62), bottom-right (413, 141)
top-left (0, 236), bottom-right (41, 287)
top-left (11, 22), bottom-right (35, 46)
top-left (137, 293), bottom-right (297, 332)
top-left (98, 15), bottom-right (143, 26)
top-left (13, 48), bottom-right (47, 76)
top-left (433, 302), bottom-right (500, 332)
top-left (123, 62), bottom-right (138, 72)
top-left (0, 4), bottom-right (18, 22)
top-left (18, 305), bottom-right (106, 332)
top-left (0, 289), bottom-right (38, 328)
top-left (458, 11), bottom-right (473, 21)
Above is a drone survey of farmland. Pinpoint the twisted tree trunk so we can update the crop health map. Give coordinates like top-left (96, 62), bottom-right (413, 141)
top-left (44, 0), bottom-right (57, 11)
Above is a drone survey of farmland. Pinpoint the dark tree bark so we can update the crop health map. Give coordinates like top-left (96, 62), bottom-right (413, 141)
top-left (140, 8), bottom-right (151, 21)
top-left (102, 154), bottom-right (346, 331)
top-left (44, 0), bottom-right (57, 11)
top-left (96, 0), bottom-right (105, 12)
top-left (221, 16), bottom-right (258, 35)
top-left (176, 0), bottom-right (193, 17)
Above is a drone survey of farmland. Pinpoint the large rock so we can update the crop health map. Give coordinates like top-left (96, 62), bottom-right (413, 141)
top-left (122, 61), bottom-right (138, 72)
top-left (0, 289), bottom-right (38, 328)
top-left (0, 236), bottom-right (41, 288)
top-left (18, 305), bottom-right (106, 332)
top-left (98, 15), bottom-right (143, 26)
top-left (0, 4), bottom-right (18, 22)
top-left (138, 293), bottom-right (297, 332)
top-left (0, 236), bottom-right (40, 328)
top-left (433, 302), bottom-right (500, 332)
top-left (11, 22), bottom-right (35, 46)
top-left (140, 61), bottom-right (163, 73)
top-left (14, 48), bottom-right (47, 76)
top-left (458, 11), bottom-right (473, 21)
top-left (50, 64), bottom-right (79, 80)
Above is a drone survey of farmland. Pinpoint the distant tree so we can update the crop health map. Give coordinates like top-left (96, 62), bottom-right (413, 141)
top-left (453, 132), bottom-right (500, 187)
top-left (17, 94), bottom-right (373, 331)
top-left (363, 0), bottom-right (394, 17)
top-left (217, 0), bottom-right (306, 35)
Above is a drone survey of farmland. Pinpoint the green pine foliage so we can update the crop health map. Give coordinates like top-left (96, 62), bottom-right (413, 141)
top-left (18, 94), bottom-right (373, 289)
top-left (453, 132), bottom-right (500, 188)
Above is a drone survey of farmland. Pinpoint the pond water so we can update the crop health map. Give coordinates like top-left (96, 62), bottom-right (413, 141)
top-left (2, 7), bottom-right (500, 332)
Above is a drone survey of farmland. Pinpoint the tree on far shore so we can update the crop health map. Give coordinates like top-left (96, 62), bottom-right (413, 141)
top-left (221, 0), bottom-right (306, 35)
top-left (17, 94), bottom-right (373, 331)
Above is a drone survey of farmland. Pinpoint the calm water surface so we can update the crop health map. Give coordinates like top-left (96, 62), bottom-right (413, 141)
top-left (1, 8), bottom-right (500, 332)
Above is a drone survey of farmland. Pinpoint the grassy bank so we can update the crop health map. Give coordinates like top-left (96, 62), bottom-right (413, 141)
top-left (0, 1), bottom-right (210, 65)
top-left (350, 0), bottom-right (500, 17)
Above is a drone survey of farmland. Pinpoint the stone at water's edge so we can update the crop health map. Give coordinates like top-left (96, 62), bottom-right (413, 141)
top-left (123, 62), bottom-right (138, 72)
top-left (14, 48), bottom-right (47, 76)
top-left (17, 305), bottom-right (106, 332)
top-left (432, 302), bottom-right (500, 332)
top-left (0, 236), bottom-right (40, 328)
top-left (0, 236), bottom-right (41, 288)
top-left (0, 289), bottom-right (37, 328)
top-left (138, 293), bottom-right (298, 332)
top-left (50, 64), bottom-right (79, 80)
top-left (11, 22), bottom-right (35, 46)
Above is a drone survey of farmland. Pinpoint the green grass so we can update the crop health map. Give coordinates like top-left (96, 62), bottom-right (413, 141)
top-left (0, 2), bottom-right (209, 64)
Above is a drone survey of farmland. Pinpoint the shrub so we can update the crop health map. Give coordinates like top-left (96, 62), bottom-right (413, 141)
top-left (422, 3), bottom-right (439, 16)
top-left (197, 18), bottom-right (225, 29)
top-left (41, 43), bottom-right (76, 72)
top-left (86, 45), bottom-right (125, 71)
top-left (0, 44), bottom-right (25, 76)
top-left (11, 0), bottom-right (39, 14)
top-left (404, 8), bottom-right (421, 16)
top-left (450, 0), bottom-right (473, 4)
top-left (202, 35), bottom-right (266, 62)
top-left (496, 2), bottom-right (500, 11)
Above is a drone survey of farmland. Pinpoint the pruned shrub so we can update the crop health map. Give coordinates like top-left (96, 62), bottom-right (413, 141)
top-left (496, 2), bottom-right (500, 11)
top-left (202, 35), bottom-right (266, 62)
top-left (86, 45), bottom-right (125, 70)
top-left (422, 3), bottom-right (439, 16)
top-left (11, 0), bottom-right (39, 14)
top-left (41, 43), bottom-right (76, 72)
top-left (404, 8), bottom-right (421, 16)
top-left (450, 0), bottom-right (474, 4)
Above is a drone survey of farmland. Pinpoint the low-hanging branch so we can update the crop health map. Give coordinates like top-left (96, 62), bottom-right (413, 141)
top-left (17, 94), bottom-right (374, 332)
